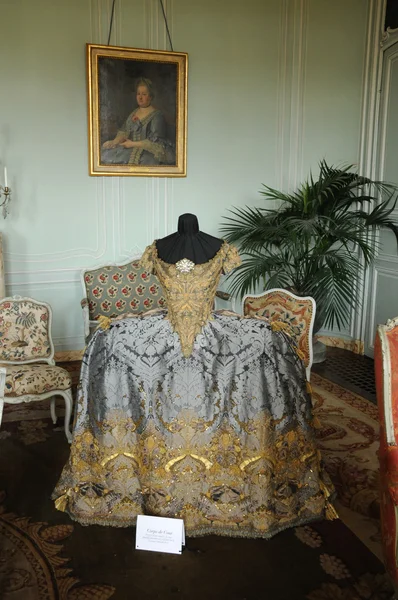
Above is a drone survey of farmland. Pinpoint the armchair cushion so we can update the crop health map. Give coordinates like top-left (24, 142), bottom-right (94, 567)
top-left (83, 260), bottom-right (167, 321)
top-left (2, 363), bottom-right (72, 397)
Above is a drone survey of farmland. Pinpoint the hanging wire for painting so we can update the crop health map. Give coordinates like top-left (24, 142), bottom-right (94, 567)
top-left (159, 0), bottom-right (174, 51)
top-left (108, 0), bottom-right (116, 45)
top-left (107, 0), bottom-right (174, 51)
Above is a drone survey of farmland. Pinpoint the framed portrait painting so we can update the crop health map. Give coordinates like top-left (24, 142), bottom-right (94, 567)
top-left (87, 44), bottom-right (188, 177)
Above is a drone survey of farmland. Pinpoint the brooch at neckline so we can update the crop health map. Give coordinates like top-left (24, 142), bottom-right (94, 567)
top-left (176, 258), bottom-right (195, 273)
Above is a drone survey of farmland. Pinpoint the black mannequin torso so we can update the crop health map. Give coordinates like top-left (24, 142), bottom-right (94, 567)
top-left (155, 213), bottom-right (223, 264)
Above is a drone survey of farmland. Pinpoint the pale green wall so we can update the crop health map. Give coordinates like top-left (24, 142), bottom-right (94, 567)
top-left (0, 0), bottom-right (369, 351)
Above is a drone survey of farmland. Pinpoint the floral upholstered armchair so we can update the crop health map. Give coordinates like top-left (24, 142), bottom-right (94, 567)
top-left (242, 288), bottom-right (316, 381)
top-left (81, 256), bottom-right (167, 342)
top-left (375, 316), bottom-right (398, 595)
top-left (0, 296), bottom-right (73, 442)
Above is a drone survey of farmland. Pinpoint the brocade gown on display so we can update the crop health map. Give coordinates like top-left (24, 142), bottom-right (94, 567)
top-left (52, 241), bottom-right (334, 537)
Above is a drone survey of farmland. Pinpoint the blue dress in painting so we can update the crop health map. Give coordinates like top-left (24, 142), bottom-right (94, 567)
top-left (101, 109), bottom-right (175, 166)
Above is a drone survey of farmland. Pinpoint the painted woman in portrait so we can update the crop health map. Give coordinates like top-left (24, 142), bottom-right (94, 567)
top-left (101, 77), bottom-right (175, 166)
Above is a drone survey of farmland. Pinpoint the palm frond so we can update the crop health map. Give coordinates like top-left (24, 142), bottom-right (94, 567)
top-left (220, 160), bottom-right (398, 330)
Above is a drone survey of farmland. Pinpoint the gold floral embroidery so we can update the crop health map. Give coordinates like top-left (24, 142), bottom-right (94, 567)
top-left (53, 410), bottom-right (335, 533)
top-left (165, 453), bottom-right (212, 472)
top-left (140, 242), bottom-right (241, 357)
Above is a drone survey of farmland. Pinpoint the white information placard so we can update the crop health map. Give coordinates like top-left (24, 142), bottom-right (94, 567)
top-left (135, 515), bottom-right (185, 554)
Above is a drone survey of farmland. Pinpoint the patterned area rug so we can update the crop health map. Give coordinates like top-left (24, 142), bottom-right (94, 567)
top-left (0, 371), bottom-right (389, 600)
top-left (0, 490), bottom-right (115, 599)
top-left (311, 373), bottom-right (381, 559)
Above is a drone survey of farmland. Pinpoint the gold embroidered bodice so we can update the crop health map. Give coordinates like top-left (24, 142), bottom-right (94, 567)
top-left (140, 241), bottom-right (241, 357)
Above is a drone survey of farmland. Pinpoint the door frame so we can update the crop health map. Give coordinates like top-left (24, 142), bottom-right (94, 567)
top-left (356, 0), bottom-right (398, 356)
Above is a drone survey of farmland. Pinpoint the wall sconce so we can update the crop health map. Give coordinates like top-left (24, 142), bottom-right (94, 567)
top-left (0, 167), bottom-right (11, 218)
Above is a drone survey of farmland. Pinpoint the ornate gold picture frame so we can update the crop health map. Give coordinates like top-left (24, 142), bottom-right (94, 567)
top-left (87, 44), bottom-right (188, 177)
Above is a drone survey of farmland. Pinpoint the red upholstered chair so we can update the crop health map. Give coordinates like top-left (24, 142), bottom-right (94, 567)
top-left (375, 316), bottom-right (398, 594)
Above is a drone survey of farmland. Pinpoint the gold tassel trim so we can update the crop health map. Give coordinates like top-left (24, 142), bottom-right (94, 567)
top-left (300, 450), bottom-right (317, 463)
top-left (96, 315), bottom-right (112, 331)
top-left (319, 479), bottom-right (339, 520)
top-left (311, 416), bottom-right (322, 430)
top-left (55, 490), bottom-right (71, 512)
top-left (325, 501), bottom-right (339, 520)
top-left (320, 480), bottom-right (331, 498)
top-left (270, 320), bottom-right (305, 362)
top-left (270, 320), bottom-right (292, 334)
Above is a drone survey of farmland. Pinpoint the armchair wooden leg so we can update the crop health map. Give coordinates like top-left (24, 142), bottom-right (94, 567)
top-left (0, 397), bottom-right (3, 429)
top-left (60, 389), bottom-right (73, 443)
top-left (50, 397), bottom-right (57, 425)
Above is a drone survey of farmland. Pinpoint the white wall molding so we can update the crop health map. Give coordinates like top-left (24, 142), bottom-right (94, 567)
top-left (378, 252), bottom-right (398, 264)
top-left (0, 0), bottom-right (370, 352)
top-left (354, 0), bottom-right (387, 347)
top-left (366, 267), bottom-right (378, 352)
top-left (275, 0), bottom-right (289, 191)
top-left (288, 0), bottom-right (308, 191)
top-left (377, 53), bottom-right (398, 185)
top-left (357, 0), bottom-right (398, 356)
top-left (365, 265), bottom-right (398, 351)
top-left (8, 278), bottom-right (80, 288)
top-left (275, 0), bottom-right (309, 192)
top-left (5, 178), bottom-right (107, 265)
top-left (53, 336), bottom-right (85, 352)
top-left (6, 2), bottom-right (108, 268)
top-left (381, 26), bottom-right (398, 49)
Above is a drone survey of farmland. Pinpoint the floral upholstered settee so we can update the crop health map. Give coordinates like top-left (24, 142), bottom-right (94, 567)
top-left (81, 256), bottom-right (236, 342)
top-left (81, 256), bottom-right (167, 341)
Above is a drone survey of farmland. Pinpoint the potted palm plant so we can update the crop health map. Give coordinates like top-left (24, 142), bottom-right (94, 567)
top-left (220, 161), bottom-right (398, 338)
